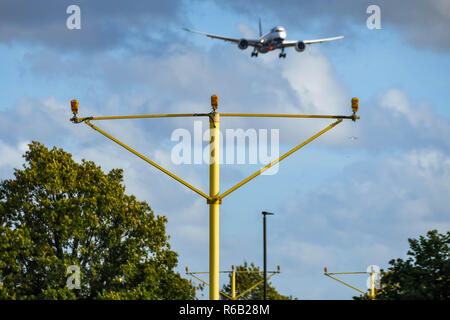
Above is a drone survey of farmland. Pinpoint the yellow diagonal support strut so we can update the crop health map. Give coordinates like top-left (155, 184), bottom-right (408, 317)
top-left (324, 273), bottom-right (367, 296)
top-left (186, 272), bottom-right (234, 300)
top-left (323, 266), bottom-right (377, 299)
top-left (233, 273), bottom-right (277, 300)
top-left (219, 119), bottom-right (343, 200)
top-left (83, 120), bottom-right (210, 200)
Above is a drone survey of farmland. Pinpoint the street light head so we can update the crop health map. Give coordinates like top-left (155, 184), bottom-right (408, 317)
top-left (262, 211), bottom-right (274, 216)
top-left (211, 94), bottom-right (218, 111)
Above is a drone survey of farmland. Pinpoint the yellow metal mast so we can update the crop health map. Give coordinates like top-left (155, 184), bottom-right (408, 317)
top-left (231, 265), bottom-right (236, 299)
top-left (369, 265), bottom-right (376, 299)
top-left (208, 95), bottom-right (220, 300)
top-left (70, 95), bottom-right (360, 300)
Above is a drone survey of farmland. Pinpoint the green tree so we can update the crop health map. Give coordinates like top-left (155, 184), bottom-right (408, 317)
top-left (221, 261), bottom-right (294, 300)
top-left (354, 230), bottom-right (449, 300)
top-left (0, 141), bottom-right (196, 299)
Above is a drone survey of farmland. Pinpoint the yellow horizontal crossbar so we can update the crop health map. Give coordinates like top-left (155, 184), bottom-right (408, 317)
top-left (219, 119), bottom-right (343, 200)
top-left (84, 120), bottom-right (210, 200)
top-left (75, 113), bottom-right (359, 122)
top-left (220, 113), bottom-right (359, 120)
top-left (327, 272), bottom-right (367, 275)
top-left (188, 270), bottom-right (279, 275)
top-left (87, 113), bottom-right (201, 121)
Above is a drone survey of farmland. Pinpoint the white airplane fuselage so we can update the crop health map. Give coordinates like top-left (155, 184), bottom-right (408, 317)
top-left (258, 26), bottom-right (287, 53)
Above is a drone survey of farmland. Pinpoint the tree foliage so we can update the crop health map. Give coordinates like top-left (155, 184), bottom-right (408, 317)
top-left (221, 261), bottom-right (294, 300)
top-left (0, 141), bottom-right (196, 299)
top-left (355, 230), bottom-right (449, 300)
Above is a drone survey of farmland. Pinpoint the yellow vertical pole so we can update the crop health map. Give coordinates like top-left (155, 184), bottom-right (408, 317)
top-left (231, 265), bottom-right (236, 300)
top-left (209, 95), bottom-right (220, 300)
top-left (370, 266), bottom-right (375, 299)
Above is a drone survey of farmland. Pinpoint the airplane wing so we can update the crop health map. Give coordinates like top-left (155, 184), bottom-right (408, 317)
top-left (183, 28), bottom-right (262, 46)
top-left (282, 35), bottom-right (344, 47)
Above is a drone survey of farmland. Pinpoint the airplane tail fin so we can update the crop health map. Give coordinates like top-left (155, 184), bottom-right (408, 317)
top-left (258, 18), bottom-right (262, 38)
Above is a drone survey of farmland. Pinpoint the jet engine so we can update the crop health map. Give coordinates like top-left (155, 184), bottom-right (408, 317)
top-left (295, 41), bottom-right (306, 52)
top-left (238, 38), bottom-right (249, 50)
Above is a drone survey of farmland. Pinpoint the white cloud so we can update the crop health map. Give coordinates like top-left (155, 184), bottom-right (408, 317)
top-left (236, 22), bottom-right (256, 38)
top-left (435, 0), bottom-right (450, 19)
top-left (361, 88), bottom-right (450, 152)
top-left (285, 146), bottom-right (450, 247)
top-left (280, 241), bottom-right (338, 268)
top-left (282, 47), bottom-right (347, 115)
top-left (0, 140), bottom-right (28, 168)
top-left (380, 88), bottom-right (411, 116)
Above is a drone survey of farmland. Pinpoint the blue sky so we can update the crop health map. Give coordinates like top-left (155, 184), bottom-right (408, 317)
top-left (1, 0), bottom-right (449, 299)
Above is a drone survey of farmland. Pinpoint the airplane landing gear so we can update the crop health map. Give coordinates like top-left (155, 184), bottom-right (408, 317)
top-left (279, 48), bottom-right (286, 58)
top-left (251, 51), bottom-right (258, 57)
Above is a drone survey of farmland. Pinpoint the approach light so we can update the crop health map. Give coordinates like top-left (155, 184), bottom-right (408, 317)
top-left (211, 95), bottom-right (218, 111)
top-left (351, 97), bottom-right (359, 113)
top-left (71, 99), bottom-right (79, 115)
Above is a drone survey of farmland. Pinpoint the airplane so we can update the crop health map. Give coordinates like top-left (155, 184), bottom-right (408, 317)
top-left (183, 19), bottom-right (344, 58)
